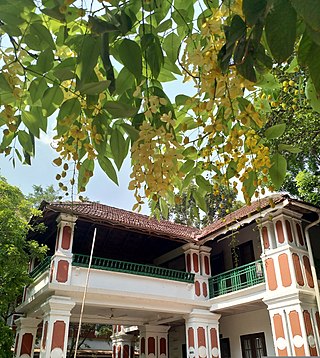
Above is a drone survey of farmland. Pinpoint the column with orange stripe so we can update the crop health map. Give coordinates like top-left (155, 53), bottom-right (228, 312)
top-left (260, 210), bottom-right (320, 356)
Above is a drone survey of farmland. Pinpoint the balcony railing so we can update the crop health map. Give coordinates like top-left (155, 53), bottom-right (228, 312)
top-left (73, 254), bottom-right (195, 283)
top-left (208, 259), bottom-right (265, 298)
top-left (30, 256), bottom-right (52, 279)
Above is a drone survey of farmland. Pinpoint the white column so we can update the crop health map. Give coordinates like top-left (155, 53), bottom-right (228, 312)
top-left (14, 317), bottom-right (41, 358)
top-left (139, 325), bottom-right (170, 358)
top-left (50, 213), bottom-right (77, 285)
top-left (39, 296), bottom-right (75, 358)
top-left (112, 325), bottom-right (135, 358)
top-left (185, 309), bottom-right (220, 358)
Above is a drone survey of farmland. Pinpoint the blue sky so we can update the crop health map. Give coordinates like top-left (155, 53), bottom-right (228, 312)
top-left (0, 80), bottom-right (195, 214)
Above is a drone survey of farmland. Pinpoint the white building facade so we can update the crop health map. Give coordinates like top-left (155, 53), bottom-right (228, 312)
top-left (14, 194), bottom-right (320, 358)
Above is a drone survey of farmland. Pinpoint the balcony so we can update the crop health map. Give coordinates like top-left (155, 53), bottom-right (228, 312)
top-left (208, 260), bottom-right (265, 298)
top-left (72, 254), bottom-right (195, 283)
top-left (29, 256), bottom-right (52, 279)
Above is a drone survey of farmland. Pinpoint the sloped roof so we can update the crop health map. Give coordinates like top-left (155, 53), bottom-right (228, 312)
top-left (197, 194), bottom-right (287, 240)
top-left (42, 201), bottom-right (200, 241)
top-left (42, 193), bottom-right (317, 243)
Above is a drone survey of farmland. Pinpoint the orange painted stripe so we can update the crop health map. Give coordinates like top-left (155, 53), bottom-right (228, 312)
top-left (303, 255), bottom-right (314, 288)
top-left (289, 310), bottom-right (305, 356)
top-left (273, 314), bottom-right (288, 356)
top-left (265, 258), bottom-right (278, 291)
top-left (276, 220), bottom-right (285, 244)
top-left (292, 253), bottom-right (304, 286)
top-left (278, 253), bottom-right (292, 287)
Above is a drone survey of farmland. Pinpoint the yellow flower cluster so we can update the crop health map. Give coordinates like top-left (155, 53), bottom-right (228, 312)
top-left (129, 117), bottom-right (184, 211)
top-left (179, 1), bottom-right (272, 203)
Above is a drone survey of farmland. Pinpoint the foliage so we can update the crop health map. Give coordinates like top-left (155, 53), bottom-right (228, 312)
top-left (67, 323), bottom-right (112, 358)
top-left (26, 184), bottom-right (62, 207)
top-left (1, 0), bottom-right (320, 215)
top-left (255, 64), bottom-right (320, 201)
top-left (158, 184), bottom-right (243, 228)
top-left (294, 171), bottom-right (320, 206)
top-left (0, 177), bottom-right (47, 356)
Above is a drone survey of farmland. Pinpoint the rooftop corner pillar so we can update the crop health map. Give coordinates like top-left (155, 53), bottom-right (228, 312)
top-left (112, 325), bottom-right (135, 358)
top-left (50, 213), bottom-right (77, 285)
top-left (183, 243), bottom-right (212, 300)
top-left (259, 210), bottom-right (320, 356)
top-left (14, 317), bottom-right (41, 358)
top-left (139, 325), bottom-right (170, 358)
top-left (39, 296), bottom-right (75, 358)
top-left (185, 309), bottom-right (221, 358)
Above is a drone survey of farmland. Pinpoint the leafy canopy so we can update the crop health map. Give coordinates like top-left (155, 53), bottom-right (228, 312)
top-left (0, 177), bottom-right (47, 355)
top-left (1, 0), bottom-right (320, 215)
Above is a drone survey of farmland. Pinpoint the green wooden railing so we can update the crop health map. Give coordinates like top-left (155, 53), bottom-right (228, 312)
top-left (73, 254), bottom-right (195, 283)
top-left (30, 256), bottom-right (52, 279)
top-left (208, 259), bottom-right (265, 298)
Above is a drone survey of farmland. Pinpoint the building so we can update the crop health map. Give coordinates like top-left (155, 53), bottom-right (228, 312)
top-left (14, 194), bottom-right (320, 358)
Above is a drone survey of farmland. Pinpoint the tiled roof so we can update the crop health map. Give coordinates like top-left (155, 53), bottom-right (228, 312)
top-left (44, 201), bottom-right (200, 241)
top-left (43, 194), bottom-right (296, 242)
top-left (197, 194), bottom-right (288, 240)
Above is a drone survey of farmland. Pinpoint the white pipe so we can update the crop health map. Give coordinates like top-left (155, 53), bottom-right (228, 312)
top-left (304, 210), bottom-right (320, 333)
top-left (73, 227), bottom-right (97, 358)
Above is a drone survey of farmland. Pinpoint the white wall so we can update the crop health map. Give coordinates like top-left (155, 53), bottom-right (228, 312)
top-left (219, 308), bottom-right (275, 358)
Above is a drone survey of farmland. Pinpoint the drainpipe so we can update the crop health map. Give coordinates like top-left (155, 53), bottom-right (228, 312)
top-left (304, 210), bottom-right (320, 317)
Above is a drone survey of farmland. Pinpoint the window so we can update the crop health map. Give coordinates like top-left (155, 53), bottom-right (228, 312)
top-left (240, 333), bottom-right (267, 358)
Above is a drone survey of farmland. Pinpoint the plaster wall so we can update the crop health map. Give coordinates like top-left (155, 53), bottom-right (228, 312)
top-left (219, 308), bottom-right (275, 358)
top-left (71, 267), bottom-right (194, 302)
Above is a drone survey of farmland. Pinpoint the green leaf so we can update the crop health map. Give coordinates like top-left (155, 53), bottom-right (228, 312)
top-left (159, 198), bottom-right (169, 219)
top-left (298, 30), bottom-right (313, 66)
top-left (193, 190), bottom-right (207, 212)
top-left (42, 86), bottom-right (64, 116)
top-left (175, 95), bottom-right (190, 106)
top-left (182, 146), bottom-right (198, 160)
top-left (196, 175), bottom-right (212, 192)
top-left (270, 153), bottom-right (287, 189)
top-left (265, 123), bottom-right (286, 139)
top-left (305, 42), bottom-right (320, 94)
top-left (76, 35), bottom-right (100, 85)
top-left (278, 144), bottom-right (302, 153)
top-left (18, 131), bottom-right (33, 154)
top-left (0, 73), bottom-right (12, 93)
top-left (118, 39), bottom-right (142, 81)
top-left (290, 0), bottom-right (320, 32)
top-left (110, 128), bottom-right (127, 170)
top-left (120, 123), bottom-right (139, 141)
top-left (78, 159), bottom-right (95, 191)
top-left (21, 112), bottom-right (40, 138)
top-left (157, 19), bottom-right (172, 33)
top-left (97, 155), bottom-right (118, 185)
top-left (226, 161), bottom-right (237, 179)
top-left (88, 16), bottom-right (118, 34)
top-left (29, 22), bottom-right (55, 50)
top-left (79, 80), bottom-right (110, 95)
top-left (58, 98), bottom-right (81, 121)
top-left (265, 0), bottom-right (297, 62)
top-left (163, 33), bottom-right (180, 64)
top-left (305, 78), bottom-right (320, 113)
top-left (29, 78), bottom-right (48, 104)
top-left (36, 48), bottom-right (54, 73)
top-left (243, 171), bottom-right (256, 198)
top-left (180, 160), bottom-right (194, 173)
top-left (115, 67), bottom-right (135, 96)
top-left (142, 34), bottom-right (164, 79)
top-left (105, 101), bottom-right (138, 118)
top-left (255, 73), bottom-right (280, 90)
top-left (243, 0), bottom-right (267, 26)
